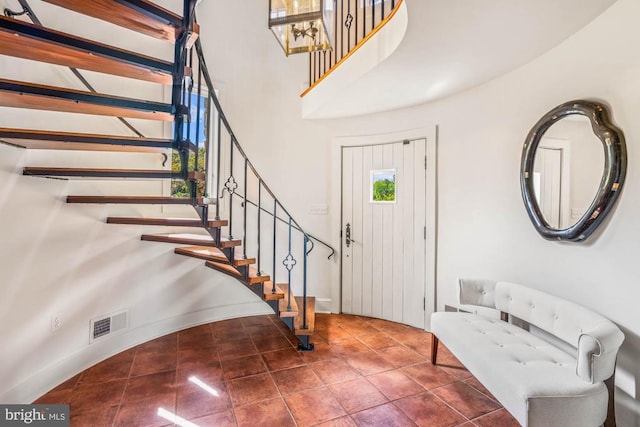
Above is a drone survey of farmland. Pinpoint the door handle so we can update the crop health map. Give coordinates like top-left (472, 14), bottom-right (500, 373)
top-left (345, 223), bottom-right (355, 247)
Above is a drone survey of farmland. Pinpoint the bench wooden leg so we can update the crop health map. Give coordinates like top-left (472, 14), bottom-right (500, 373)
top-left (431, 335), bottom-right (439, 365)
top-left (604, 374), bottom-right (617, 427)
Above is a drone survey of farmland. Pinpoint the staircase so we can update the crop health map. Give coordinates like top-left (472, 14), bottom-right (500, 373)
top-left (0, 0), bottom-right (330, 351)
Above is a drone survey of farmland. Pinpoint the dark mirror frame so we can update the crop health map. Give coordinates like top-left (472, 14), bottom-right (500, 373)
top-left (520, 100), bottom-right (627, 242)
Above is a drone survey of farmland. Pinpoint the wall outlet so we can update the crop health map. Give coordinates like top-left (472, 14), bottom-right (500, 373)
top-left (309, 204), bottom-right (328, 215)
top-left (51, 315), bottom-right (62, 332)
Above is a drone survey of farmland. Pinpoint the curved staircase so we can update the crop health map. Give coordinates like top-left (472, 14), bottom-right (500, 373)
top-left (1, 0), bottom-right (327, 351)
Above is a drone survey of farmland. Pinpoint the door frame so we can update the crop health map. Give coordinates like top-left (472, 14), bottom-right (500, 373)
top-left (330, 126), bottom-right (437, 331)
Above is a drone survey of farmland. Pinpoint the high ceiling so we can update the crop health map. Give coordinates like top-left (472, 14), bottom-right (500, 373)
top-left (303, 0), bottom-right (618, 119)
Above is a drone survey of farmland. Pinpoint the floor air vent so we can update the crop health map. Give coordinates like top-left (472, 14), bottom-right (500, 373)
top-left (90, 309), bottom-right (128, 343)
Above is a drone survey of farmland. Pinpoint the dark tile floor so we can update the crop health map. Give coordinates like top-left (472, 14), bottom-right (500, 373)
top-left (35, 313), bottom-right (520, 426)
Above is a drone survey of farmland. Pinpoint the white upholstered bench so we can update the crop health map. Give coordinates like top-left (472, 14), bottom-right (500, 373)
top-left (430, 279), bottom-right (624, 427)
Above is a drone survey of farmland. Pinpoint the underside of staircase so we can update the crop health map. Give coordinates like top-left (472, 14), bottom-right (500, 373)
top-left (0, 0), bottom-right (317, 350)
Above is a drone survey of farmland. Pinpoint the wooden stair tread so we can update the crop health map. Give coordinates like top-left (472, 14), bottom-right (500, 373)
top-left (175, 246), bottom-right (255, 266)
top-left (278, 283), bottom-right (299, 318)
top-left (0, 16), bottom-right (172, 84)
top-left (108, 217), bottom-right (227, 228)
top-left (175, 246), bottom-right (228, 263)
top-left (294, 296), bottom-right (316, 335)
top-left (0, 128), bottom-right (171, 152)
top-left (204, 260), bottom-right (242, 279)
top-left (0, 78), bottom-right (172, 121)
top-left (24, 167), bottom-right (175, 179)
top-left (44, 0), bottom-right (181, 42)
top-left (67, 196), bottom-right (199, 204)
top-left (141, 233), bottom-right (239, 247)
top-left (263, 282), bottom-right (285, 301)
top-left (247, 267), bottom-right (270, 285)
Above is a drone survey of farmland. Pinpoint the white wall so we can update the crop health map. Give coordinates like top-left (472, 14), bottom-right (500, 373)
top-left (323, 0), bottom-right (640, 423)
top-left (199, 0), bottom-right (640, 423)
top-left (0, 0), bottom-right (272, 404)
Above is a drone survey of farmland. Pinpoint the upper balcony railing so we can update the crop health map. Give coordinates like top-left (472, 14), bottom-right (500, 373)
top-left (305, 0), bottom-right (402, 92)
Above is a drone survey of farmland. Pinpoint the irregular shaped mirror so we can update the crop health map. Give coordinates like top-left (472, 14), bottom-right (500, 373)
top-left (521, 100), bottom-right (626, 242)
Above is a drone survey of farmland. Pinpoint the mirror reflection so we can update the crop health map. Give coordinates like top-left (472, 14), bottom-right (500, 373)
top-left (532, 115), bottom-right (604, 230)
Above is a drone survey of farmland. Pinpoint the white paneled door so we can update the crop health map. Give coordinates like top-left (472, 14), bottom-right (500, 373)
top-left (341, 139), bottom-right (427, 329)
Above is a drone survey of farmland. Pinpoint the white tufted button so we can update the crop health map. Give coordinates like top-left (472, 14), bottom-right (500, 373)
top-left (481, 290), bottom-right (486, 295)
top-left (521, 362), bottom-right (527, 365)
top-left (554, 315), bottom-right (559, 320)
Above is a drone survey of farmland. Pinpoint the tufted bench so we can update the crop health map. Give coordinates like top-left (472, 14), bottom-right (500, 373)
top-left (430, 279), bottom-right (624, 427)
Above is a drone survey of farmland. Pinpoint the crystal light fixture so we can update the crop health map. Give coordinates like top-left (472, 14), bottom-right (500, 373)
top-left (269, 0), bottom-right (334, 56)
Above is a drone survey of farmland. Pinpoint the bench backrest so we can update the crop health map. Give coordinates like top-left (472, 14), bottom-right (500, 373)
top-left (457, 278), bottom-right (624, 383)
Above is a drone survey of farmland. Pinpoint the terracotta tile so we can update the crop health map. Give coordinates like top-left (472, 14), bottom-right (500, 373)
top-left (377, 346), bottom-right (426, 367)
top-left (242, 315), bottom-right (275, 326)
top-left (70, 405), bottom-right (118, 427)
top-left (189, 410), bottom-right (236, 426)
top-left (235, 397), bottom-right (296, 427)
top-left (136, 333), bottom-right (178, 354)
top-left (344, 351), bottom-right (395, 376)
top-left (394, 391), bottom-right (467, 427)
top-left (124, 371), bottom-right (176, 403)
top-left (130, 350), bottom-right (176, 377)
top-left (217, 338), bottom-right (258, 360)
top-left (210, 318), bottom-right (245, 332)
top-left (332, 338), bottom-right (371, 357)
top-left (284, 387), bottom-right (347, 427)
top-left (176, 379), bottom-right (231, 420)
top-left (33, 389), bottom-right (71, 405)
top-left (261, 348), bottom-right (305, 371)
top-left (317, 325), bottom-right (354, 342)
top-left (253, 334), bottom-right (294, 352)
top-left (404, 337), bottom-right (435, 358)
top-left (178, 324), bottom-right (215, 350)
top-left (351, 402), bottom-right (417, 427)
top-left (329, 377), bottom-right (388, 414)
top-left (473, 409), bottom-right (520, 427)
top-left (114, 394), bottom-right (175, 427)
top-left (271, 365), bottom-right (323, 395)
top-left (358, 333), bottom-right (400, 350)
top-left (213, 327), bottom-right (250, 343)
top-left (368, 370), bottom-right (425, 400)
top-left (311, 358), bottom-right (361, 385)
top-left (228, 373), bottom-right (279, 406)
top-left (464, 377), bottom-right (498, 402)
top-left (339, 321), bottom-right (380, 336)
top-left (431, 382), bottom-right (501, 420)
top-left (300, 341), bottom-right (340, 363)
top-left (69, 379), bottom-right (127, 415)
top-left (53, 374), bottom-right (82, 391)
top-left (402, 363), bottom-right (457, 390)
top-left (177, 347), bottom-right (219, 371)
top-left (176, 360), bottom-right (225, 386)
top-left (78, 349), bottom-right (135, 384)
top-left (437, 364), bottom-right (473, 381)
top-left (245, 323), bottom-right (284, 339)
top-left (221, 354), bottom-right (267, 379)
top-left (314, 416), bottom-right (358, 427)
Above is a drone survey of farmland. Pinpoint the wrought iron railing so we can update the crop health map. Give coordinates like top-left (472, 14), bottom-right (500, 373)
top-left (306, 0), bottom-right (402, 89)
top-left (173, 2), bottom-right (334, 342)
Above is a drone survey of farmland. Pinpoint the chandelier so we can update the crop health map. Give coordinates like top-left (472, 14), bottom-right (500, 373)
top-left (269, 0), bottom-right (334, 56)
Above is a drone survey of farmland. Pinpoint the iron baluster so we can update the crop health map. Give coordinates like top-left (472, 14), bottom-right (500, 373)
top-left (282, 216), bottom-right (297, 311)
top-left (272, 199), bottom-right (277, 294)
top-left (346, 0), bottom-right (352, 51)
top-left (203, 94), bottom-right (211, 198)
top-left (215, 113), bottom-right (222, 219)
top-left (194, 60), bottom-right (203, 187)
top-left (257, 179), bottom-right (262, 275)
top-left (371, 0), bottom-right (375, 30)
top-left (302, 234), bottom-right (309, 329)
top-left (226, 137), bottom-right (236, 239)
top-left (243, 158), bottom-right (248, 259)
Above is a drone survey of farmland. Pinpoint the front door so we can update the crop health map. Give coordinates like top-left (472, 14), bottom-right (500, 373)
top-left (341, 139), bottom-right (427, 328)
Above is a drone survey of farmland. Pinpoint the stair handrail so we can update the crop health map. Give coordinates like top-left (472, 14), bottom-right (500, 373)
top-left (181, 24), bottom-right (332, 341)
top-left (303, 0), bottom-right (403, 94)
